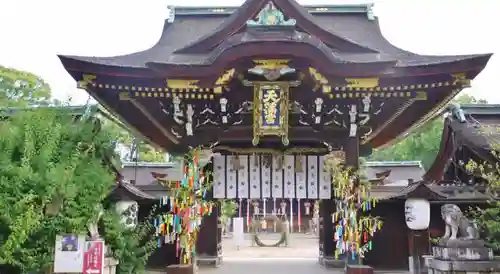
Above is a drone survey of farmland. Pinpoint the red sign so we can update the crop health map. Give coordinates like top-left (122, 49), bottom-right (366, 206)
top-left (82, 240), bottom-right (104, 274)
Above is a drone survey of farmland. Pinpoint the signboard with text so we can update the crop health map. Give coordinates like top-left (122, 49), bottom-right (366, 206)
top-left (53, 234), bottom-right (85, 273)
top-left (82, 240), bottom-right (104, 274)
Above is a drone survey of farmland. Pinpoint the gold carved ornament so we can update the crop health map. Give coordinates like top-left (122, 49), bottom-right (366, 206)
top-left (214, 68), bottom-right (236, 94)
top-left (77, 74), bottom-right (96, 89)
top-left (166, 79), bottom-right (200, 89)
top-left (253, 60), bottom-right (290, 70)
top-left (345, 78), bottom-right (379, 89)
top-left (451, 72), bottom-right (471, 87)
top-left (308, 67), bottom-right (331, 93)
top-left (262, 87), bottom-right (280, 125)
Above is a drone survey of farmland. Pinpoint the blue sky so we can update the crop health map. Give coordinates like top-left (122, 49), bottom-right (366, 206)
top-left (0, 0), bottom-right (498, 104)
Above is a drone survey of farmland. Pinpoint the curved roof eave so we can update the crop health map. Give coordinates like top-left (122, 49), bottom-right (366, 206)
top-left (423, 118), bottom-right (454, 182)
top-left (396, 53), bottom-right (493, 69)
top-left (57, 20), bottom-right (175, 77)
top-left (58, 55), bottom-right (155, 79)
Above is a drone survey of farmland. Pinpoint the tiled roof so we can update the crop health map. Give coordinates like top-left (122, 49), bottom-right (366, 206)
top-left (58, 1), bottom-right (490, 69)
top-left (424, 104), bottom-right (500, 182)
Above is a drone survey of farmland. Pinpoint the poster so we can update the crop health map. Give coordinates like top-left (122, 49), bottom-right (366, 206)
top-left (82, 240), bottom-right (105, 274)
top-left (54, 234), bottom-right (85, 273)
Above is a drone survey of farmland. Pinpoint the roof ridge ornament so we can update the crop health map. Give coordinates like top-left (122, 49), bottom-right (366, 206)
top-left (247, 1), bottom-right (296, 27)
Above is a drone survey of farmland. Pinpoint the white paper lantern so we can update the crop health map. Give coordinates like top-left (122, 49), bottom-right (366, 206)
top-left (404, 198), bottom-right (430, 230)
top-left (115, 201), bottom-right (139, 229)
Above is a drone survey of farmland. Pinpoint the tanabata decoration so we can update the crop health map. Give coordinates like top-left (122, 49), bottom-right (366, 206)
top-left (153, 149), bottom-right (214, 265)
top-left (325, 153), bottom-right (383, 261)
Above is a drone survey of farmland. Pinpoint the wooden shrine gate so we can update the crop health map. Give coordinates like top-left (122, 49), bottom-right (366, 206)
top-left (196, 153), bottom-right (334, 263)
top-left (58, 0), bottom-right (489, 269)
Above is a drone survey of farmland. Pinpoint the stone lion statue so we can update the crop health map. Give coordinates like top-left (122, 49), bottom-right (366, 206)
top-left (441, 204), bottom-right (479, 241)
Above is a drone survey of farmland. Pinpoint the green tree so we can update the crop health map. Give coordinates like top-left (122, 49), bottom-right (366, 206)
top-left (101, 207), bottom-right (157, 274)
top-left (0, 107), bottom-right (117, 273)
top-left (220, 200), bottom-right (238, 235)
top-left (368, 93), bottom-right (487, 169)
top-left (0, 66), bottom-right (51, 106)
top-left (467, 131), bottom-right (500, 252)
top-left (99, 112), bottom-right (171, 163)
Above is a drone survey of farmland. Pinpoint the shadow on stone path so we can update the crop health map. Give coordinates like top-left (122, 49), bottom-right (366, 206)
top-left (199, 259), bottom-right (340, 274)
top-left (222, 233), bottom-right (319, 259)
top-left (146, 234), bottom-right (409, 274)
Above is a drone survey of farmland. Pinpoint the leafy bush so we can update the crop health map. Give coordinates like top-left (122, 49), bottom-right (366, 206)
top-left (101, 207), bottom-right (157, 274)
top-left (0, 107), bottom-right (117, 273)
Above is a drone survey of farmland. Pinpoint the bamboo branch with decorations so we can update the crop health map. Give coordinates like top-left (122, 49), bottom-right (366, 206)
top-left (324, 153), bottom-right (383, 261)
top-left (153, 148), bottom-right (215, 265)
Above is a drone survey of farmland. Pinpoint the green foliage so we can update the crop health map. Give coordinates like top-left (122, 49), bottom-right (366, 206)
top-left (471, 201), bottom-right (500, 251)
top-left (0, 107), bottom-right (117, 272)
top-left (0, 66), bottom-right (51, 106)
top-left (368, 94), bottom-right (488, 169)
top-left (221, 200), bottom-right (237, 219)
top-left (220, 200), bottom-right (237, 231)
top-left (101, 207), bottom-right (157, 274)
top-left (467, 135), bottom-right (500, 252)
top-left (99, 112), bottom-right (173, 163)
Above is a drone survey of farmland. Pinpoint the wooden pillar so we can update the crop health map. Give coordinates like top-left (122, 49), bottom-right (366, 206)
top-left (345, 134), bottom-right (360, 175)
top-left (345, 136), bottom-right (373, 273)
top-left (345, 136), bottom-right (360, 266)
top-left (319, 198), bottom-right (336, 266)
top-left (196, 163), bottom-right (222, 267)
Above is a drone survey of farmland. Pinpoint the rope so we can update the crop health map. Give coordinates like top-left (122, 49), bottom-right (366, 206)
top-left (250, 215), bottom-right (288, 247)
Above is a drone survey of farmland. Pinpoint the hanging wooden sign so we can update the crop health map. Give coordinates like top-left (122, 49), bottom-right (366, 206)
top-left (252, 82), bottom-right (290, 146)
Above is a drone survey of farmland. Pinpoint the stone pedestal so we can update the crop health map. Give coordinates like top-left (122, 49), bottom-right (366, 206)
top-left (103, 257), bottom-right (119, 274)
top-left (428, 241), bottom-right (500, 274)
top-left (345, 264), bottom-right (374, 274)
top-left (166, 264), bottom-right (195, 274)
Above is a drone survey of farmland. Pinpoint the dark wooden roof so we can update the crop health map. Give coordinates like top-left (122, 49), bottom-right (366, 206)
top-left (424, 104), bottom-right (500, 182)
top-left (364, 161), bottom-right (425, 185)
top-left (109, 180), bottom-right (156, 201)
top-left (57, 1), bottom-right (492, 153)
top-left (120, 161), bottom-right (178, 186)
top-left (372, 182), bottom-right (492, 201)
top-left (59, 2), bottom-right (490, 75)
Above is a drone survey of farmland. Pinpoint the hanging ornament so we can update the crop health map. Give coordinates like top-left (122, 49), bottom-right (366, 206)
top-left (152, 148), bottom-right (215, 265)
top-left (304, 201), bottom-right (311, 215)
top-left (280, 200), bottom-right (287, 215)
top-left (327, 153), bottom-right (383, 259)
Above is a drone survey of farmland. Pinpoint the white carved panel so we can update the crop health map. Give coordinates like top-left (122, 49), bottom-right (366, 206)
top-left (262, 158), bottom-right (271, 198)
top-left (318, 156), bottom-right (331, 199)
top-left (283, 155), bottom-right (295, 198)
top-left (249, 154), bottom-right (261, 198)
top-left (307, 156), bottom-right (318, 199)
top-left (295, 155), bottom-right (307, 199)
top-left (213, 155), bottom-right (226, 198)
top-left (237, 155), bottom-right (249, 198)
top-left (272, 156), bottom-right (283, 198)
top-left (226, 156), bottom-right (237, 199)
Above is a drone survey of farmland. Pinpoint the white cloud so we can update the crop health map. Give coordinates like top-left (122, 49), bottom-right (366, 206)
top-left (0, 0), bottom-right (498, 104)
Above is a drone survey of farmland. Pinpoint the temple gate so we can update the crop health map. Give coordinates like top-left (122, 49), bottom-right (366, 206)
top-left (212, 154), bottom-right (330, 233)
top-left (58, 0), bottom-right (490, 270)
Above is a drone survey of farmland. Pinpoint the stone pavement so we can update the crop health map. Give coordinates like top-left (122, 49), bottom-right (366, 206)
top-left (222, 233), bottom-right (318, 259)
top-left (147, 234), bottom-right (409, 274)
top-left (200, 259), bottom-right (341, 274)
